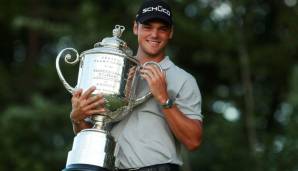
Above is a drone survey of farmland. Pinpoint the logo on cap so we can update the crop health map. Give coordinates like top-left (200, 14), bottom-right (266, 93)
top-left (142, 5), bottom-right (171, 16)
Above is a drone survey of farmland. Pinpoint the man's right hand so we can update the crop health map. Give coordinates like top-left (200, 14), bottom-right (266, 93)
top-left (70, 86), bottom-right (106, 126)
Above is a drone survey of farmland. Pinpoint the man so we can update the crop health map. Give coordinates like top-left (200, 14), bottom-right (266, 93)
top-left (70, 0), bottom-right (203, 170)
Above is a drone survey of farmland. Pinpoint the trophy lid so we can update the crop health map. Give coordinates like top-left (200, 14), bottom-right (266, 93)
top-left (92, 25), bottom-right (133, 57)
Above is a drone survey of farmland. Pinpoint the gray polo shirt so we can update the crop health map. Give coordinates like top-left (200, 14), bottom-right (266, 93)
top-left (110, 56), bottom-right (202, 169)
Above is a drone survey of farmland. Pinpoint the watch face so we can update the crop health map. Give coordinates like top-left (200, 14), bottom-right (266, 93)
top-left (162, 98), bottom-right (173, 109)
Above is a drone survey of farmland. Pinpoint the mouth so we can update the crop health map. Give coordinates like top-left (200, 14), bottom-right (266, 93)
top-left (146, 39), bottom-right (161, 47)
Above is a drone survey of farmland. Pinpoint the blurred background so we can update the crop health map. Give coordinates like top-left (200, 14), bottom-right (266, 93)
top-left (0, 0), bottom-right (297, 170)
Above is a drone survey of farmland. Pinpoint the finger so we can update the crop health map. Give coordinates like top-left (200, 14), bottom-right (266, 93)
top-left (162, 71), bottom-right (167, 86)
top-left (140, 71), bottom-right (152, 83)
top-left (128, 68), bottom-right (136, 79)
top-left (129, 66), bottom-right (136, 72)
top-left (85, 108), bottom-right (106, 115)
top-left (80, 86), bottom-right (96, 100)
top-left (140, 67), bottom-right (154, 79)
top-left (85, 94), bottom-right (104, 106)
top-left (73, 89), bottom-right (83, 97)
top-left (146, 65), bottom-right (166, 83)
top-left (145, 65), bottom-right (162, 78)
top-left (83, 98), bottom-right (105, 111)
top-left (140, 71), bottom-right (152, 81)
top-left (71, 89), bottom-right (82, 104)
top-left (162, 71), bottom-right (167, 80)
top-left (128, 71), bottom-right (134, 77)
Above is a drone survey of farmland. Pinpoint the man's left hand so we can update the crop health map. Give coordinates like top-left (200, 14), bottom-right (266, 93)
top-left (140, 64), bottom-right (168, 104)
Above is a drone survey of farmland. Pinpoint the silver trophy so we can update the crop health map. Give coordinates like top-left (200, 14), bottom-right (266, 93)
top-left (56, 25), bottom-right (161, 171)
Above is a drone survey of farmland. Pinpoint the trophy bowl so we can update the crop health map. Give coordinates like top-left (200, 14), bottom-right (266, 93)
top-left (56, 25), bottom-right (161, 171)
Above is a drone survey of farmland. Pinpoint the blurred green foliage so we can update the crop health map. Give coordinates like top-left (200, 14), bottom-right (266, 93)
top-left (0, 0), bottom-right (297, 170)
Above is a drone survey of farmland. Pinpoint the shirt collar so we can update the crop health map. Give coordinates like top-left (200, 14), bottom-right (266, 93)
top-left (158, 56), bottom-right (172, 70)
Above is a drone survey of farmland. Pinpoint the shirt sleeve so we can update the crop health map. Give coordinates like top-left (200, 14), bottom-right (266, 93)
top-left (174, 75), bottom-right (203, 121)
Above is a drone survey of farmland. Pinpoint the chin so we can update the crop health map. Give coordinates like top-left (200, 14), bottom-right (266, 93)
top-left (146, 49), bottom-right (162, 56)
top-left (146, 52), bottom-right (161, 57)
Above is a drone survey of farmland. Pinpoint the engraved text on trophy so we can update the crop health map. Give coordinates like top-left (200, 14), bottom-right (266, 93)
top-left (79, 53), bottom-right (124, 95)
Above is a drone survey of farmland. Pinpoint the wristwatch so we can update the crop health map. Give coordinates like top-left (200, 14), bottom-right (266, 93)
top-left (161, 98), bottom-right (174, 109)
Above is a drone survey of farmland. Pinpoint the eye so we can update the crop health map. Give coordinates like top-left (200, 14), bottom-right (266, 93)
top-left (143, 25), bottom-right (151, 30)
top-left (160, 27), bottom-right (170, 32)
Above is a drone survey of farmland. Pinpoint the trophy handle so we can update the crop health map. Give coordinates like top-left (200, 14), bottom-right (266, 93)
top-left (56, 48), bottom-right (80, 94)
top-left (134, 61), bottom-right (163, 105)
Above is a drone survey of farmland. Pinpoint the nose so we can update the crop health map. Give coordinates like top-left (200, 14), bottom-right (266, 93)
top-left (151, 29), bottom-right (158, 38)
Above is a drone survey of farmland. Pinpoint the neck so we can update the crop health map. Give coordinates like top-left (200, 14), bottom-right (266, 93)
top-left (136, 50), bottom-right (166, 64)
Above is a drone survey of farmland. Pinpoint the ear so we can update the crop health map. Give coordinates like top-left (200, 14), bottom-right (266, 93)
top-left (169, 27), bottom-right (174, 39)
top-left (133, 21), bottom-right (138, 35)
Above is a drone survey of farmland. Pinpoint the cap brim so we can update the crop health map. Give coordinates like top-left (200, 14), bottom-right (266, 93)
top-left (138, 15), bottom-right (172, 26)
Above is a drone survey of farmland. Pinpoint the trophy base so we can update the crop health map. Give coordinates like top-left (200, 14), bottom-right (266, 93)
top-left (62, 164), bottom-right (110, 171)
top-left (65, 128), bottom-right (116, 171)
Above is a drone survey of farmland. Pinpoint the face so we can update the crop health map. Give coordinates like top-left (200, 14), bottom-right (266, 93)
top-left (133, 20), bottom-right (173, 59)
